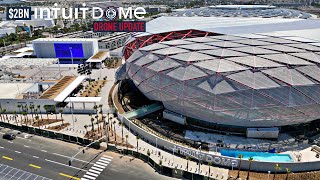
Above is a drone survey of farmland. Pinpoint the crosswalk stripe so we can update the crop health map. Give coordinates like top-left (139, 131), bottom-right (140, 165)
top-left (83, 175), bottom-right (95, 180)
top-left (81, 178), bottom-right (89, 180)
top-left (86, 172), bottom-right (98, 177)
top-left (93, 164), bottom-right (105, 169)
top-left (97, 159), bottom-right (110, 164)
top-left (100, 157), bottom-right (112, 162)
top-left (95, 162), bottom-right (108, 166)
top-left (91, 166), bottom-right (103, 172)
top-left (103, 155), bottom-right (113, 159)
top-left (89, 169), bottom-right (101, 174)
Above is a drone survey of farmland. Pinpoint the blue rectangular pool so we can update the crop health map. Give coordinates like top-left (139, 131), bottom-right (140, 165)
top-left (220, 149), bottom-right (293, 162)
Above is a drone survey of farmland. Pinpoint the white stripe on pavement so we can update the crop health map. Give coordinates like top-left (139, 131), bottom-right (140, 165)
top-left (91, 166), bottom-right (103, 172)
top-left (0, 146), bottom-right (4, 149)
top-left (89, 169), bottom-right (101, 174)
top-left (86, 172), bottom-right (98, 177)
top-left (81, 178), bottom-right (89, 180)
top-left (93, 164), bottom-right (105, 169)
top-left (102, 155), bottom-right (113, 159)
top-left (97, 159), bottom-right (110, 164)
top-left (100, 157), bottom-right (112, 162)
top-left (14, 151), bottom-right (21, 154)
top-left (95, 162), bottom-right (108, 166)
top-left (83, 175), bottom-right (96, 180)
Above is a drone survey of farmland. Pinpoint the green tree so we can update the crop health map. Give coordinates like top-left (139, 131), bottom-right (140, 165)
top-left (91, 117), bottom-right (95, 131)
top-left (147, 149), bottom-right (150, 163)
top-left (273, 164), bottom-right (281, 180)
top-left (208, 162), bottom-right (213, 180)
top-left (136, 135), bottom-right (140, 156)
top-left (285, 168), bottom-right (291, 180)
top-left (13, 111), bottom-right (18, 126)
top-left (237, 154), bottom-right (243, 179)
top-left (113, 120), bottom-right (116, 143)
top-left (246, 157), bottom-right (254, 180)
top-left (125, 134), bottom-right (129, 153)
top-left (186, 156), bottom-right (191, 171)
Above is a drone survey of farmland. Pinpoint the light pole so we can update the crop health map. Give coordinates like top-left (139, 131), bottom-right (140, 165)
top-left (69, 47), bottom-right (74, 65)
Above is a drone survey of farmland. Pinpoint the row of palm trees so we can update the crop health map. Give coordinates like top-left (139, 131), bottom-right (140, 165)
top-left (234, 154), bottom-right (292, 180)
top-left (0, 104), bottom-right (64, 127)
top-left (181, 153), bottom-right (293, 180)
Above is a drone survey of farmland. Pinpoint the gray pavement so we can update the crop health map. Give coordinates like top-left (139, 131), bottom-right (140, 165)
top-left (0, 127), bottom-right (174, 180)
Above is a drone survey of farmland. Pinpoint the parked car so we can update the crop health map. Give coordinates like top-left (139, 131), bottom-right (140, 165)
top-left (2, 133), bottom-right (16, 140)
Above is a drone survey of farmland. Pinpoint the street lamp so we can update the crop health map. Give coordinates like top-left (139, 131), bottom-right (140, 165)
top-left (69, 47), bottom-right (74, 65)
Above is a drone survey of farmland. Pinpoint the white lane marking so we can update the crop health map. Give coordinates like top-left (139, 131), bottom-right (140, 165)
top-left (95, 162), bottom-right (108, 166)
top-left (93, 164), bottom-right (105, 169)
top-left (81, 178), bottom-right (89, 180)
top-left (53, 153), bottom-right (94, 165)
top-left (24, 145), bottom-right (30, 148)
top-left (41, 150), bottom-right (47, 152)
top-left (33, 156), bottom-right (39, 159)
top-left (102, 155), bottom-right (113, 159)
top-left (97, 159), bottom-right (110, 164)
top-left (14, 151), bottom-right (21, 154)
top-left (90, 166), bottom-right (103, 172)
top-left (100, 157), bottom-right (112, 162)
top-left (45, 159), bottom-right (87, 172)
top-left (0, 132), bottom-right (4, 134)
top-left (89, 169), bottom-right (101, 174)
top-left (83, 175), bottom-right (95, 180)
top-left (86, 172), bottom-right (98, 177)
top-left (7, 141), bottom-right (13, 143)
top-left (0, 146), bottom-right (4, 149)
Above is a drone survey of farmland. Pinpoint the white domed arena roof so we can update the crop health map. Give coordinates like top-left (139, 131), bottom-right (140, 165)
top-left (123, 6), bottom-right (320, 128)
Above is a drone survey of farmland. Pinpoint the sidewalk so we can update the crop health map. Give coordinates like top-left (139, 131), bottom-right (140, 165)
top-left (104, 114), bottom-right (229, 180)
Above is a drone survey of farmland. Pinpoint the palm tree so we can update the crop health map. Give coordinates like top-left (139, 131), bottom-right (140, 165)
top-left (54, 106), bottom-right (58, 120)
top-left (273, 164), bottom-right (281, 180)
top-left (136, 135), bottom-right (140, 155)
top-left (125, 134), bottom-right (129, 153)
top-left (186, 156), bottom-right (191, 170)
top-left (37, 105), bottom-right (42, 120)
top-left (147, 149), bottom-right (150, 163)
top-left (119, 121), bottom-right (124, 142)
top-left (17, 105), bottom-right (22, 121)
top-left (113, 120), bottom-right (116, 143)
top-left (29, 104), bottom-right (34, 120)
top-left (208, 162), bottom-right (213, 180)
top-left (13, 111), bottom-right (18, 126)
top-left (285, 168), bottom-right (291, 180)
top-left (59, 109), bottom-right (63, 125)
top-left (84, 125), bottom-right (88, 135)
top-left (35, 115), bottom-right (40, 130)
top-left (237, 154), bottom-right (243, 179)
top-left (159, 159), bottom-right (163, 173)
top-left (91, 118), bottom-right (95, 131)
top-left (43, 105), bottom-right (49, 120)
top-left (2, 109), bottom-right (7, 122)
top-left (246, 157), bottom-right (254, 180)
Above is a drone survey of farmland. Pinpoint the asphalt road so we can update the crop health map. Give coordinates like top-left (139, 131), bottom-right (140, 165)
top-left (0, 127), bottom-right (175, 180)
